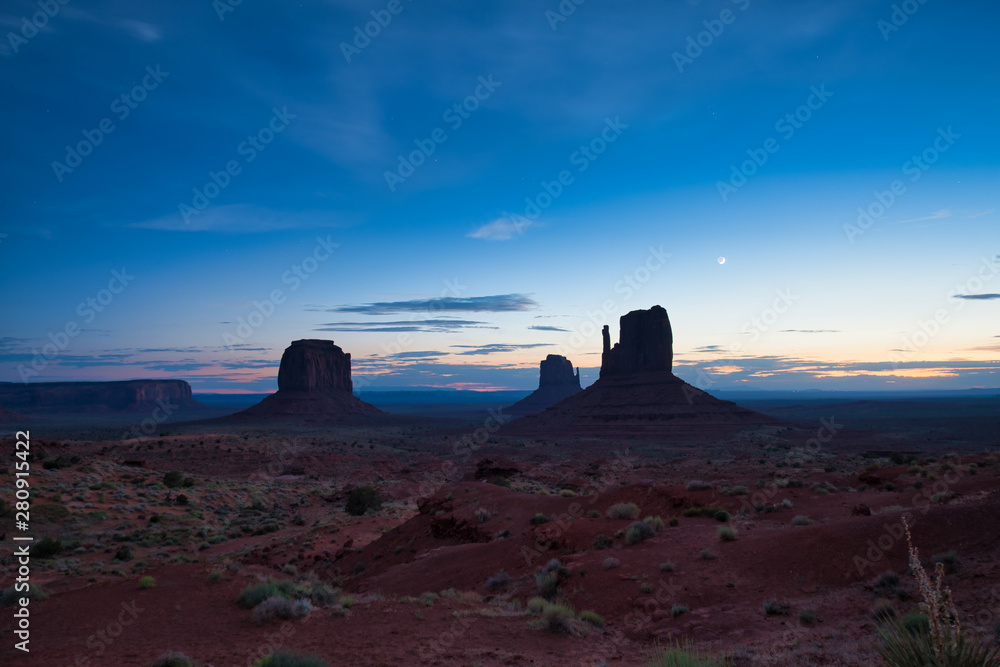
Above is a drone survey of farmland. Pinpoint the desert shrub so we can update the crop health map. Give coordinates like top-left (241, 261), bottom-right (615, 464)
top-left (714, 510), bottom-right (730, 523)
top-left (115, 545), bottom-right (134, 562)
top-left (873, 598), bottom-right (897, 622)
top-left (559, 489), bottom-right (577, 497)
top-left (353, 562), bottom-right (366, 574)
top-left (526, 597), bottom-right (548, 614)
top-left (640, 582), bottom-right (654, 594)
top-left (871, 571), bottom-right (908, 600)
top-left (686, 481), bottom-right (712, 491)
top-left (607, 502), bottom-right (640, 520)
top-left (490, 476), bottom-right (511, 488)
top-left (209, 570), bottom-right (223, 583)
top-left (31, 537), bottom-right (63, 559)
top-left (529, 513), bottom-right (550, 525)
top-left (32, 503), bottom-right (70, 523)
top-left (899, 611), bottom-right (930, 636)
top-left (790, 515), bottom-right (812, 526)
top-left (717, 526), bottom-right (737, 542)
top-left (698, 549), bottom-right (718, 561)
top-left (660, 561), bottom-right (676, 572)
top-left (539, 601), bottom-right (576, 635)
top-left (591, 532), bottom-right (614, 550)
top-left (603, 557), bottom-right (620, 570)
top-left (646, 640), bottom-right (729, 666)
top-left (238, 580), bottom-right (294, 609)
top-left (931, 551), bottom-right (960, 574)
top-left (163, 471), bottom-right (184, 488)
top-left (252, 596), bottom-right (312, 624)
top-left (345, 486), bottom-right (382, 516)
top-left (150, 651), bottom-right (194, 667)
top-left (474, 507), bottom-right (491, 523)
top-left (726, 485), bottom-right (748, 496)
top-left (930, 491), bottom-right (955, 504)
top-left (0, 583), bottom-right (47, 606)
top-left (671, 604), bottom-right (688, 618)
top-left (338, 595), bottom-right (354, 608)
top-left (586, 509), bottom-right (601, 518)
top-left (251, 651), bottom-right (330, 667)
top-left (535, 559), bottom-right (568, 598)
top-left (682, 506), bottom-right (726, 519)
top-left (139, 576), bottom-right (157, 589)
top-left (175, 494), bottom-right (189, 506)
top-left (668, 516), bottom-right (679, 527)
top-left (799, 608), bottom-right (816, 625)
top-left (781, 499), bottom-right (792, 509)
top-left (485, 571), bottom-right (510, 592)
top-left (763, 600), bottom-right (790, 616)
top-left (644, 516), bottom-right (665, 531)
top-left (625, 521), bottom-right (655, 545)
top-left (580, 610), bottom-right (604, 628)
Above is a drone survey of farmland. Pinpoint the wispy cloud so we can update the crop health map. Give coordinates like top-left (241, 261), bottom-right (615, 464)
top-left (467, 217), bottom-right (532, 241)
top-left (451, 343), bottom-right (550, 356)
top-left (131, 205), bottom-right (348, 233)
top-left (779, 329), bottom-right (841, 333)
top-left (529, 325), bottom-right (569, 332)
top-left (328, 294), bottom-right (538, 315)
top-left (966, 209), bottom-right (996, 219)
top-left (896, 209), bottom-right (952, 224)
top-left (954, 293), bottom-right (1000, 300)
top-left (315, 319), bottom-right (494, 333)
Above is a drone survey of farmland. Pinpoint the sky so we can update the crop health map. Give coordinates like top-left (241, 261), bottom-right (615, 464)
top-left (0, 0), bottom-right (997, 394)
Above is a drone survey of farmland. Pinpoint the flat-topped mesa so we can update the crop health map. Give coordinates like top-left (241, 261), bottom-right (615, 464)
top-left (277, 339), bottom-right (353, 393)
top-left (538, 354), bottom-right (581, 389)
top-left (505, 354), bottom-right (582, 417)
top-left (601, 305), bottom-right (673, 377)
top-left (234, 339), bottom-right (381, 421)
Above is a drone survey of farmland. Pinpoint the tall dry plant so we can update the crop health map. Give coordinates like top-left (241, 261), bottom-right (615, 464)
top-left (875, 517), bottom-right (1000, 667)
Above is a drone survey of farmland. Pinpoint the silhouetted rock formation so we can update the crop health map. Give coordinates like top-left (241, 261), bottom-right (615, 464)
top-left (539, 354), bottom-right (580, 388)
top-left (236, 339), bottom-right (380, 421)
top-left (0, 380), bottom-right (199, 414)
top-left (601, 305), bottom-right (673, 376)
top-left (507, 355), bottom-right (582, 416)
top-left (504, 306), bottom-right (777, 436)
top-left (278, 339), bottom-right (353, 393)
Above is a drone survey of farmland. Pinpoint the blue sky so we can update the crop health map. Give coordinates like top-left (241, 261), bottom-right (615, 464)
top-left (1, 0), bottom-right (997, 393)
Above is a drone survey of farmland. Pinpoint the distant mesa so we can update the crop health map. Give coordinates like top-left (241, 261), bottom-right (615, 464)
top-left (0, 380), bottom-right (200, 415)
top-left (504, 305), bottom-right (777, 435)
top-left (506, 354), bottom-right (582, 416)
top-left (235, 339), bottom-right (381, 421)
top-left (0, 403), bottom-right (23, 423)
